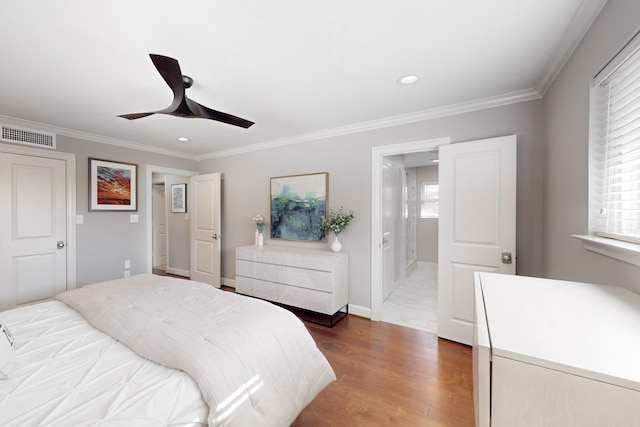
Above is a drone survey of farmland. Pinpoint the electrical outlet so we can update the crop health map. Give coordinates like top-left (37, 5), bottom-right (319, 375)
top-left (124, 270), bottom-right (130, 278)
top-left (124, 259), bottom-right (131, 269)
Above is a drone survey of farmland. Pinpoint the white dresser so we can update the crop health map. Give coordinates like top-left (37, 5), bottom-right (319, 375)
top-left (235, 245), bottom-right (348, 319)
top-left (473, 272), bottom-right (640, 427)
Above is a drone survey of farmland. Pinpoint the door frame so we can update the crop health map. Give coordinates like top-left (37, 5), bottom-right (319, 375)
top-left (145, 165), bottom-right (198, 274)
top-left (0, 143), bottom-right (77, 290)
top-left (371, 137), bottom-right (450, 320)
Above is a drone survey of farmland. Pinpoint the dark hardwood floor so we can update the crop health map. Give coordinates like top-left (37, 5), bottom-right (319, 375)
top-left (293, 315), bottom-right (474, 427)
top-left (151, 271), bottom-right (475, 426)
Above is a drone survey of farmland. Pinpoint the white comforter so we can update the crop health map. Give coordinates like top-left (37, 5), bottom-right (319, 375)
top-left (56, 274), bottom-right (335, 427)
top-left (0, 300), bottom-right (209, 426)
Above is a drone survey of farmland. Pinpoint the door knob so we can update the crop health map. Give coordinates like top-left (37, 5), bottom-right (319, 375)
top-left (57, 241), bottom-right (65, 249)
top-left (501, 252), bottom-right (512, 264)
top-left (212, 234), bottom-right (221, 240)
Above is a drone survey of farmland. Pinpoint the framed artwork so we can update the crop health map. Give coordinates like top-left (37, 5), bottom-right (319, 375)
top-left (270, 172), bottom-right (328, 241)
top-left (89, 158), bottom-right (137, 211)
top-left (171, 183), bottom-right (187, 213)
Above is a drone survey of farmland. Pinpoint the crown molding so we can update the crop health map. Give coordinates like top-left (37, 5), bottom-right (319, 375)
top-left (535, 0), bottom-right (608, 95)
top-left (0, 115), bottom-right (197, 160)
top-left (2, 88), bottom-right (541, 162)
top-left (197, 88), bottom-right (541, 160)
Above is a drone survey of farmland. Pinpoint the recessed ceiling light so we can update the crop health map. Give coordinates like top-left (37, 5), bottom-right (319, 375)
top-left (178, 137), bottom-right (189, 142)
top-left (398, 75), bottom-right (419, 85)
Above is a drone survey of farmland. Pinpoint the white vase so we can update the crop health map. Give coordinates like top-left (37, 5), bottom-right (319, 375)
top-left (330, 234), bottom-right (342, 252)
top-left (255, 229), bottom-right (259, 245)
top-left (258, 232), bottom-right (264, 246)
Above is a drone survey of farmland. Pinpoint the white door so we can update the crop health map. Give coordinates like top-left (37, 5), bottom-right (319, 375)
top-left (382, 158), bottom-right (395, 300)
top-left (0, 153), bottom-right (67, 309)
top-left (438, 135), bottom-right (517, 345)
top-left (152, 183), bottom-right (167, 269)
top-left (190, 173), bottom-right (221, 287)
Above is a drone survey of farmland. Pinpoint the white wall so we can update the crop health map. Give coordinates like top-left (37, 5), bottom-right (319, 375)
top-left (543, 0), bottom-right (640, 292)
top-left (199, 99), bottom-right (545, 310)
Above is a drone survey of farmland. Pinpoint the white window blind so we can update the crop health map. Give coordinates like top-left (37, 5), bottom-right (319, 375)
top-left (590, 31), bottom-right (640, 244)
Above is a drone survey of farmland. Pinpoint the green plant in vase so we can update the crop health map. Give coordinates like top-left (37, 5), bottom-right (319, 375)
top-left (321, 207), bottom-right (355, 252)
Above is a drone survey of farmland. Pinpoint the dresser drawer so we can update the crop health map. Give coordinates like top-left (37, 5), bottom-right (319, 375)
top-left (235, 245), bottom-right (348, 316)
top-left (236, 276), bottom-right (343, 314)
top-left (236, 259), bottom-right (333, 292)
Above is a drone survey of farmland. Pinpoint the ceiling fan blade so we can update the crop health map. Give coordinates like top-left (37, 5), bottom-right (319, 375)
top-left (186, 98), bottom-right (254, 128)
top-left (119, 53), bottom-right (255, 128)
top-left (117, 112), bottom-right (156, 120)
top-left (149, 54), bottom-right (186, 100)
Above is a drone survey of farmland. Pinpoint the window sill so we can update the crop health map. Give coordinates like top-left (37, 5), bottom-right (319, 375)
top-left (573, 235), bottom-right (640, 268)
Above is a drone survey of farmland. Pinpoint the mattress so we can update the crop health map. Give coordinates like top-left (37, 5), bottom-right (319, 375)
top-left (0, 300), bottom-right (208, 426)
top-left (0, 274), bottom-right (335, 427)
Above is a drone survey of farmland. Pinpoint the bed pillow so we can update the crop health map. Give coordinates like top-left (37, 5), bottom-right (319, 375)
top-left (0, 322), bottom-right (15, 379)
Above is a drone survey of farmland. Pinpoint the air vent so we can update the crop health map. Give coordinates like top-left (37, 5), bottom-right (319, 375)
top-left (1, 124), bottom-right (56, 149)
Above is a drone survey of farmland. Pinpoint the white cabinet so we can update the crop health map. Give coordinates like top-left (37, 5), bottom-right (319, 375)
top-left (235, 245), bottom-right (348, 319)
top-left (473, 272), bottom-right (640, 427)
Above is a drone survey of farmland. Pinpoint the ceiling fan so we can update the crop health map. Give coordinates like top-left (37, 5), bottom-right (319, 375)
top-left (118, 54), bottom-right (254, 128)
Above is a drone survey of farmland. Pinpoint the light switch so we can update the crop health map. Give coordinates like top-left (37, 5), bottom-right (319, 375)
top-left (130, 214), bottom-right (139, 223)
top-left (124, 259), bottom-right (131, 269)
top-left (76, 215), bottom-right (84, 225)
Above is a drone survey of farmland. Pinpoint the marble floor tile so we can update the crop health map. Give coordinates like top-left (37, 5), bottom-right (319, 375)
top-left (381, 261), bottom-right (438, 333)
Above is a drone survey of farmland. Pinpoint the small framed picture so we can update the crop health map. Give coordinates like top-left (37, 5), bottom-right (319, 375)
top-left (89, 158), bottom-right (137, 211)
top-left (171, 183), bottom-right (187, 213)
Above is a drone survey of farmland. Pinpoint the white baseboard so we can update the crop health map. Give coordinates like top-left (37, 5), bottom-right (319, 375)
top-left (348, 304), bottom-right (371, 319)
top-left (166, 267), bottom-right (190, 277)
top-left (221, 277), bottom-right (236, 288)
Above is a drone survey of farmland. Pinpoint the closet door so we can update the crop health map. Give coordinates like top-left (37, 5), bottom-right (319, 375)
top-left (190, 173), bottom-right (221, 287)
top-left (0, 153), bottom-right (67, 309)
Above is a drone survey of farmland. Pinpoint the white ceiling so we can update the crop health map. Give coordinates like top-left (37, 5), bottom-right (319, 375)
top-left (0, 0), bottom-right (606, 159)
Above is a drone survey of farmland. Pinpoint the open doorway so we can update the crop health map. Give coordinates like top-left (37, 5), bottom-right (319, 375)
top-left (370, 137), bottom-right (450, 325)
top-left (145, 165), bottom-right (198, 277)
top-left (379, 151), bottom-right (440, 333)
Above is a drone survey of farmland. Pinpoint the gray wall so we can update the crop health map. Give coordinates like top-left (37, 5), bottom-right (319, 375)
top-left (165, 175), bottom-right (191, 274)
top-left (7, 2), bottom-right (637, 306)
top-left (543, 0), bottom-right (640, 292)
top-left (55, 135), bottom-right (197, 286)
top-left (417, 165), bottom-right (438, 263)
top-left (199, 99), bottom-right (545, 310)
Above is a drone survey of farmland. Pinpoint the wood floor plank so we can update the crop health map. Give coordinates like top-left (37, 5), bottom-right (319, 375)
top-left (293, 315), bottom-right (475, 427)
top-left (154, 274), bottom-right (475, 426)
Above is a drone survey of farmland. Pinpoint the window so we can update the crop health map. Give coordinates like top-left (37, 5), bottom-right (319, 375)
top-left (589, 31), bottom-right (640, 244)
top-left (420, 182), bottom-right (439, 218)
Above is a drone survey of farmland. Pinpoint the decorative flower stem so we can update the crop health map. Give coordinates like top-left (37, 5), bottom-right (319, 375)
top-left (321, 207), bottom-right (355, 236)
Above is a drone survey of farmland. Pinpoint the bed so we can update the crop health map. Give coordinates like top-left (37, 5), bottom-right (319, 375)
top-left (0, 274), bottom-right (336, 426)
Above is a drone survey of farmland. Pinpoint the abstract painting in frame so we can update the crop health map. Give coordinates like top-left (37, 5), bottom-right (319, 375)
top-left (270, 172), bottom-right (328, 241)
top-left (89, 158), bottom-right (137, 211)
top-left (171, 183), bottom-right (187, 213)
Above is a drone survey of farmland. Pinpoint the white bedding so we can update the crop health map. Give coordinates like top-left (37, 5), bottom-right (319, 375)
top-left (56, 274), bottom-right (335, 427)
top-left (0, 299), bottom-right (208, 426)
